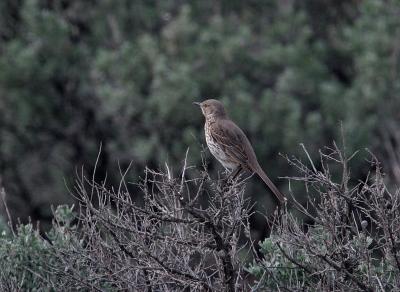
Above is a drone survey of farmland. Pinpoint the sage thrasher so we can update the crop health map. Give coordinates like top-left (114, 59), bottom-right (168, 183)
top-left (194, 99), bottom-right (286, 204)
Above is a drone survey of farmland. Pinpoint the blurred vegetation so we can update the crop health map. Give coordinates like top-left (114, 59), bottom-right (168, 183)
top-left (0, 0), bottom-right (399, 226)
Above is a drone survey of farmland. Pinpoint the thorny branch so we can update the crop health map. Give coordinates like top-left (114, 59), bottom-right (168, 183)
top-left (45, 151), bottom-right (254, 291)
top-left (257, 144), bottom-right (400, 291)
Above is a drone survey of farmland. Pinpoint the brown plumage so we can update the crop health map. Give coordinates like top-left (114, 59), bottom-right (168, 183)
top-left (194, 99), bottom-right (286, 205)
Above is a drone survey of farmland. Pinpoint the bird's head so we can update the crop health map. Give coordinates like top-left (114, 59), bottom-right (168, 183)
top-left (193, 99), bottom-right (227, 119)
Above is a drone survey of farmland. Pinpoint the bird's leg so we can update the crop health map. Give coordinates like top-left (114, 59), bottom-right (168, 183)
top-left (224, 166), bottom-right (243, 185)
top-left (230, 166), bottom-right (243, 182)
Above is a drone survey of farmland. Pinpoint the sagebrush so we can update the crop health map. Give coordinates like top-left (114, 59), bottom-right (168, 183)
top-left (1, 145), bottom-right (400, 291)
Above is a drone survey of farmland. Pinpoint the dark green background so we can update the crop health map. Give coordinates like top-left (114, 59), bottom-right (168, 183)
top-left (0, 0), bottom-right (399, 228)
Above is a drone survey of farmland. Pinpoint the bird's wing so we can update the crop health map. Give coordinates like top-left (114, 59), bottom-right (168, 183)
top-left (211, 119), bottom-right (287, 204)
top-left (209, 119), bottom-right (254, 167)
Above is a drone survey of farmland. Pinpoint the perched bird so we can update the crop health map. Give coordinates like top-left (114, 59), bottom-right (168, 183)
top-left (194, 99), bottom-right (286, 204)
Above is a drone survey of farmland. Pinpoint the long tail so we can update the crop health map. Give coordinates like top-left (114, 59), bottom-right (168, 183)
top-left (255, 168), bottom-right (287, 205)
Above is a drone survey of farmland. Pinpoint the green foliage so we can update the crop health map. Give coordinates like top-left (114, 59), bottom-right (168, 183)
top-left (247, 236), bottom-right (309, 287)
top-left (249, 225), bottom-right (398, 290)
top-left (0, 217), bottom-right (8, 237)
top-left (342, 0), bottom-right (400, 151)
top-left (0, 224), bottom-right (52, 290)
top-left (0, 205), bottom-right (76, 290)
top-left (0, 0), bottom-right (399, 223)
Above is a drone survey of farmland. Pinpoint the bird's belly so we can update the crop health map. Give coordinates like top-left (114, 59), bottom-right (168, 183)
top-left (205, 132), bottom-right (238, 171)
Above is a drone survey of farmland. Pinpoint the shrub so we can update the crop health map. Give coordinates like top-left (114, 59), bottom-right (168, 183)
top-left (248, 144), bottom-right (400, 291)
top-left (1, 145), bottom-right (400, 291)
top-left (0, 155), bottom-right (256, 291)
top-left (0, 218), bottom-right (58, 290)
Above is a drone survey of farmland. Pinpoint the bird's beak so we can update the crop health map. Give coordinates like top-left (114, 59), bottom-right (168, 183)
top-left (193, 102), bottom-right (201, 106)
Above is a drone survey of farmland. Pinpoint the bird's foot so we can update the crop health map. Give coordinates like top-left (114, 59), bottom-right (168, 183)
top-left (217, 177), bottom-right (234, 193)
